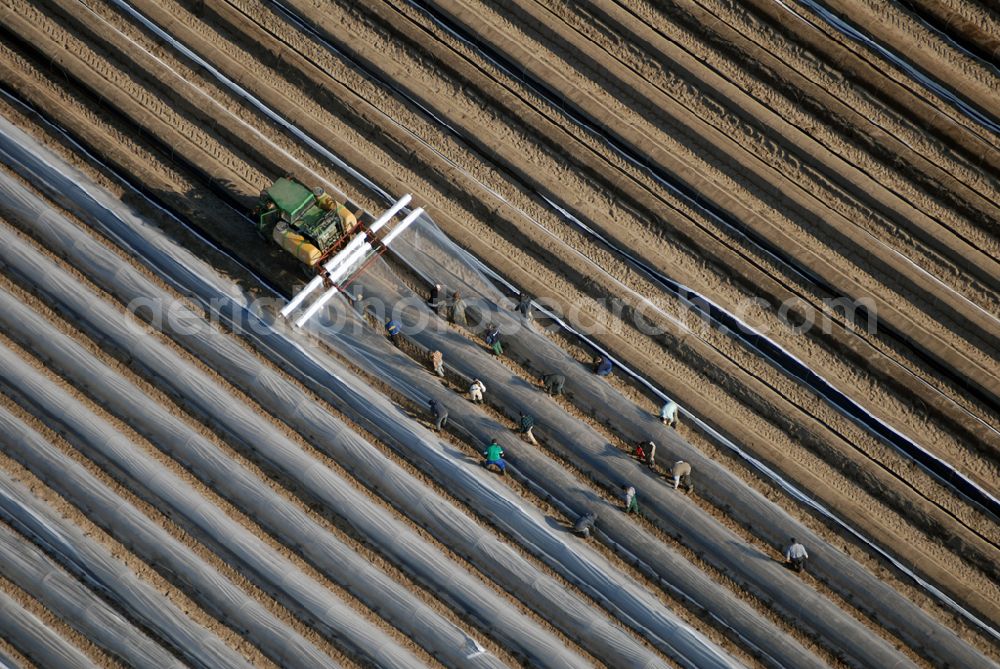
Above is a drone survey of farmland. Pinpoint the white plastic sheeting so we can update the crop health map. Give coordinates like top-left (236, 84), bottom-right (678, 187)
top-left (0, 406), bottom-right (346, 669)
top-left (0, 480), bottom-right (187, 669)
top-left (0, 646), bottom-right (23, 669)
top-left (0, 185), bottom-right (590, 669)
top-left (0, 125), bottom-right (658, 668)
top-left (0, 340), bottom-right (424, 669)
top-left (311, 293), bottom-right (826, 669)
top-left (0, 288), bottom-right (507, 669)
top-left (382, 217), bottom-right (999, 668)
top-left (0, 462), bottom-right (251, 669)
top-left (0, 588), bottom-right (97, 669)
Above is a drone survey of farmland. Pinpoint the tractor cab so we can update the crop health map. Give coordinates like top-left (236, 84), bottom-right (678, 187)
top-left (254, 176), bottom-right (358, 268)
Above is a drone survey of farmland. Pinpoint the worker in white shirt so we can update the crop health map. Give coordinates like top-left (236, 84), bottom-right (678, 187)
top-left (621, 484), bottom-right (639, 514)
top-left (659, 400), bottom-right (679, 427)
top-left (469, 378), bottom-right (486, 404)
top-left (785, 538), bottom-right (809, 572)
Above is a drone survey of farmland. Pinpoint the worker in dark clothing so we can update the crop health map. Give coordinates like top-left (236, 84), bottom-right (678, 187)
top-left (518, 411), bottom-right (538, 445)
top-left (573, 512), bottom-right (597, 538)
top-left (428, 284), bottom-right (447, 316)
top-left (449, 291), bottom-right (467, 326)
top-left (641, 440), bottom-right (657, 469)
top-left (515, 291), bottom-right (533, 321)
top-left (428, 399), bottom-right (448, 432)
top-left (385, 319), bottom-right (402, 347)
top-left (541, 373), bottom-right (565, 396)
top-left (482, 438), bottom-right (506, 475)
top-left (593, 355), bottom-right (613, 377)
top-left (785, 538), bottom-right (809, 573)
top-left (634, 440), bottom-right (656, 469)
top-left (484, 323), bottom-right (503, 356)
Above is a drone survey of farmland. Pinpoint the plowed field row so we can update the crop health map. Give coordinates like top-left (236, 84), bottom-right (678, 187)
top-left (0, 214), bottom-right (475, 668)
top-left (0, 158), bottom-right (665, 668)
top-left (370, 0), bottom-right (1000, 435)
top-left (0, 0), bottom-right (996, 665)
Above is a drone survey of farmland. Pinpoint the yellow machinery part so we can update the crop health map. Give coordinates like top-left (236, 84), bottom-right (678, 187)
top-left (335, 203), bottom-right (357, 229)
top-left (273, 223), bottom-right (322, 267)
top-left (315, 192), bottom-right (357, 229)
top-left (315, 191), bottom-right (335, 210)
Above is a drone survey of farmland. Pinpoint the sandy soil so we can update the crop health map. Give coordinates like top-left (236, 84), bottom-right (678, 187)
top-left (0, 0), bottom-right (997, 664)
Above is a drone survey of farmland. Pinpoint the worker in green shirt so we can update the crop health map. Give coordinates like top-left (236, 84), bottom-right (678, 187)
top-left (482, 438), bottom-right (506, 475)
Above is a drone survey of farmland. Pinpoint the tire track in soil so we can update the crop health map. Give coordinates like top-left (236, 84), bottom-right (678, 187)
top-left (615, 0), bottom-right (1000, 250)
top-left (264, 0), bottom-right (1000, 490)
top-left (133, 0), bottom-right (1000, 552)
top-left (780, 0), bottom-right (1000, 144)
top-left (1, 0), bottom-right (992, 656)
top-left (0, 18), bottom-right (864, 668)
top-left (810, 0), bottom-right (1000, 124)
top-left (260, 0), bottom-right (1000, 482)
top-left (0, 94), bottom-right (642, 669)
top-left (539, 0), bottom-right (1000, 305)
top-left (217, 0), bottom-right (1000, 568)
top-left (101, 0), bottom-right (1000, 600)
top-left (1, 79), bottom-right (804, 668)
top-left (392, 0), bottom-right (995, 414)
top-left (903, 0), bottom-right (1000, 65)
top-left (388, 0), bottom-right (991, 500)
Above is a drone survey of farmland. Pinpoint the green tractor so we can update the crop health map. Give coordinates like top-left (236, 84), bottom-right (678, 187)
top-left (253, 176), bottom-right (359, 270)
top-left (259, 177), bottom-right (421, 326)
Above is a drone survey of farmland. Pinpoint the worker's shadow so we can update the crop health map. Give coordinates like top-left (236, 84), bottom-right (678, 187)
top-left (441, 443), bottom-right (477, 464)
top-left (544, 516), bottom-right (573, 534)
top-left (601, 442), bottom-right (622, 458)
top-left (727, 540), bottom-right (771, 563)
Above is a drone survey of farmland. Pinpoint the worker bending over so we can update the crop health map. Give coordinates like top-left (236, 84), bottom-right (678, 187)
top-left (659, 400), bottom-right (679, 427)
top-left (593, 355), bottom-right (613, 377)
top-left (573, 512), bottom-right (597, 538)
top-left (430, 350), bottom-right (445, 377)
top-left (484, 323), bottom-right (503, 356)
top-left (482, 438), bottom-right (506, 475)
top-left (428, 399), bottom-right (448, 432)
top-left (621, 484), bottom-right (639, 514)
top-left (515, 291), bottom-right (533, 322)
top-left (469, 378), bottom-right (486, 404)
top-left (518, 411), bottom-right (538, 445)
top-left (785, 538), bottom-right (809, 573)
top-left (668, 460), bottom-right (692, 491)
top-left (542, 373), bottom-right (565, 396)
top-left (635, 440), bottom-right (657, 469)
top-left (449, 291), bottom-right (467, 325)
top-left (385, 319), bottom-right (402, 347)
